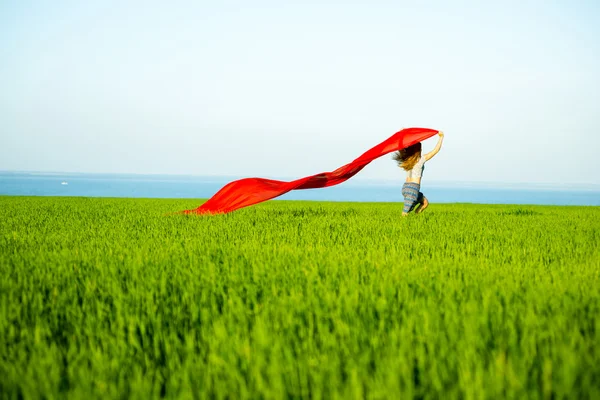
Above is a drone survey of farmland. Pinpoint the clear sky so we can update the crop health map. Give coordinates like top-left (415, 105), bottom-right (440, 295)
top-left (1, 0), bottom-right (599, 185)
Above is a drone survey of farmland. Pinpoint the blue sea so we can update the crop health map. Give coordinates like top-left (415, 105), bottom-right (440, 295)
top-left (1, 172), bottom-right (599, 206)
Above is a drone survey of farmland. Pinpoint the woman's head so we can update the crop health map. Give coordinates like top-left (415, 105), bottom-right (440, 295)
top-left (393, 142), bottom-right (422, 171)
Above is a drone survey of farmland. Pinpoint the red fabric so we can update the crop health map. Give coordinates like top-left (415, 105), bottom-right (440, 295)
top-left (184, 127), bottom-right (439, 215)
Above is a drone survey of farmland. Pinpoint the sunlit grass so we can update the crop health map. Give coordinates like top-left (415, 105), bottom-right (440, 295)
top-left (1, 196), bottom-right (599, 399)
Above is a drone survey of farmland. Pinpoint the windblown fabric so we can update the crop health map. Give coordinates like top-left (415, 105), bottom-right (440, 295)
top-left (184, 127), bottom-right (439, 215)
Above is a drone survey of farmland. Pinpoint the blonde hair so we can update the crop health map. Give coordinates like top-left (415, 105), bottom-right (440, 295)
top-left (393, 143), bottom-right (422, 171)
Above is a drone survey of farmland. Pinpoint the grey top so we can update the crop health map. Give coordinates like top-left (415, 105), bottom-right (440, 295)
top-left (406, 155), bottom-right (426, 179)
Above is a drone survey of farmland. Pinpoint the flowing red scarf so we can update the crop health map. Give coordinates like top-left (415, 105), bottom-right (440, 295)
top-left (184, 127), bottom-right (439, 215)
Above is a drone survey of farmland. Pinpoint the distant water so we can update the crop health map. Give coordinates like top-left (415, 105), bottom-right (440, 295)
top-left (1, 172), bottom-right (599, 206)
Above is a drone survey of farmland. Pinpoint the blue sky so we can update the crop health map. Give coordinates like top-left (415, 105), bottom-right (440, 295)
top-left (1, 0), bottom-right (599, 185)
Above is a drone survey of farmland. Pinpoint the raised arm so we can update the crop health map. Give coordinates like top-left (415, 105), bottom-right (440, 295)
top-left (424, 132), bottom-right (444, 161)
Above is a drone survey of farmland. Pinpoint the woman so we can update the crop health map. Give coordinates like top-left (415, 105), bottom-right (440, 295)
top-left (393, 132), bottom-right (444, 216)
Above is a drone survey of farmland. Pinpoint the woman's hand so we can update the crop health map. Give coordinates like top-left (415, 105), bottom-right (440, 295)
top-left (424, 132), bottom-right (444, 161)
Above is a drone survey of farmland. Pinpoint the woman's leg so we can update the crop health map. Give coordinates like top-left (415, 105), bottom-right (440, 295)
top-left (415, 193), bottom-right (429, 214)
top-left (402, 183), bottom-right (419, 216)
top-left (402, 198), bottom-right (414, 216)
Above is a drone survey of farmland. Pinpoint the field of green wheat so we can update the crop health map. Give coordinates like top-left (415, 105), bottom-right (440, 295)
top-left (1, 196), bottom-right (599, 399)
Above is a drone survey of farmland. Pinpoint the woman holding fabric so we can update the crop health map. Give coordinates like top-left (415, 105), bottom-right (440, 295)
top-left (393, 132), bottom-right (444, 216)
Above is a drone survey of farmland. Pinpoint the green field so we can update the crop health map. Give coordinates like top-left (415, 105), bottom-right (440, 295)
top-left (1, 196), bottom-right (599, 399)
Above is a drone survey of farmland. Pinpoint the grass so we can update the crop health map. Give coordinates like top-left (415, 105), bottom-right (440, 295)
top-left (1, 196), bottom-right (599, 399)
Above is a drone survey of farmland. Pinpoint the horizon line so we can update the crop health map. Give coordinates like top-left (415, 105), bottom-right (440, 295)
top-left (2, 169), bottom-right (600, 191)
